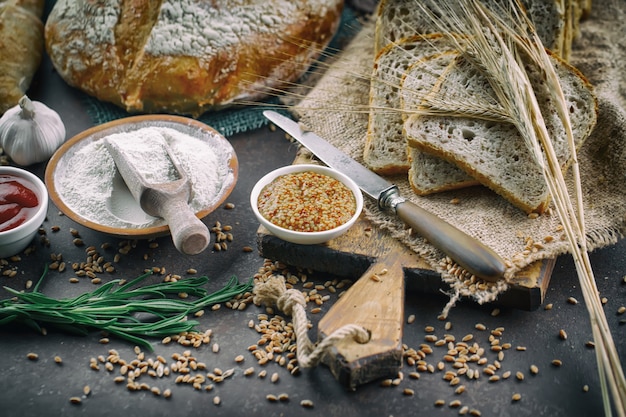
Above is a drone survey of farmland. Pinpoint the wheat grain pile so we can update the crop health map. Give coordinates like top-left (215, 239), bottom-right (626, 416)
top-left (294, 0), bottom-right (626, 304)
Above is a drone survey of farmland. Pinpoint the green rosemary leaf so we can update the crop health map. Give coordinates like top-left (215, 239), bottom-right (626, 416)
top-left (0, 268), bottom-right (252, 350)
top-left (0, 313), bottom-right (18, 326)
top-left (71, 280), bottom-right (120, 301)
top-left (3, 287), bottom-right (60, 305)
top-left (20, 316), bottom-right (45, 334)
top-left (108, 314), bottom-right (199, 335)
top-left (112, 270), bottom-right (157, 293)
top-left (31, 263), bottom-right (49, 293)
top-left (101, 328), bottom-right (155, 350)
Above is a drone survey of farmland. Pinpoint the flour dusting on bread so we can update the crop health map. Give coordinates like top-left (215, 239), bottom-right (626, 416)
top-left (45, 0), bottom-right (344, 116)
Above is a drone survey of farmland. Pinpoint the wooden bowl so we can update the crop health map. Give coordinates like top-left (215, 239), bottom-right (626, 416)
top-left (45, 115), bottom-right (238, 239)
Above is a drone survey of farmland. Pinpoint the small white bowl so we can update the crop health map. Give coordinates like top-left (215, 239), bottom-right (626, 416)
top-left (250, 164), bottom-right (363, 245)
top-left (0, 167), bottom-right (48, 258)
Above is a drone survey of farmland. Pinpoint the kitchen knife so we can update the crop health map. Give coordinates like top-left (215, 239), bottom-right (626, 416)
top-left (263, 110), bottom-right (506, 282)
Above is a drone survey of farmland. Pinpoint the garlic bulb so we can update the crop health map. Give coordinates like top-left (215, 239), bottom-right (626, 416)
top-left (0, 96), bottom-right (66, 166)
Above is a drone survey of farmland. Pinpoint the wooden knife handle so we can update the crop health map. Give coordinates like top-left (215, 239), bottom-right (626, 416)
top-left (395, 200), bottom-right (505, 282)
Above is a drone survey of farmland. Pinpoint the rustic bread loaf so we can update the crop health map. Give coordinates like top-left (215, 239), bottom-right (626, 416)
top-left (44, 0), bottom-right (343, 117)
top-left (404, 52), bottom-right (598, 213)
top-left (374, 0), bottom-right (580, 61)
top-left (0, 0), bottom-right (45, 114)
top-left (363, 35), bottom-right (456, 175)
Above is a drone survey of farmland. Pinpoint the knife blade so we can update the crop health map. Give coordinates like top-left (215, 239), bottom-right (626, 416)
top-left (263, 110), bottom-right (505, 282)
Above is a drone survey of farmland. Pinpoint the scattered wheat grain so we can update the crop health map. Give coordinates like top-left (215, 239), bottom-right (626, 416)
top-left (449, 400), bottom-right (462, 408)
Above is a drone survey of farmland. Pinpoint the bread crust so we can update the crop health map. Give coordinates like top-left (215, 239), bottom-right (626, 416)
top-left (364, 34), bottom-right (455, 175)
top-left (0, 0), bottom-right (44, 114)
top-left (44, 0), bottom-right (344, 117)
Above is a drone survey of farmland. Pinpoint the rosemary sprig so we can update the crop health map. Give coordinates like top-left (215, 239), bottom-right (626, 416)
top-left (0, 265), bottom-right (253, 350)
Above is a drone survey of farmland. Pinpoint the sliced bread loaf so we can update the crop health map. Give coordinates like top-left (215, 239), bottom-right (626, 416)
top-left (400, 52), bottom-right (480, 194)
top-left (374, 0), bottom-right (575, 60)
top-left (364, 35), bottom-right (456, 175)
top-left (404, 52), bottom-right (598, 213)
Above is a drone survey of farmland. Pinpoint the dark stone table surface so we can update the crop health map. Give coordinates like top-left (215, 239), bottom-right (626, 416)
top-left (0, 10), bottom-right (624, 417)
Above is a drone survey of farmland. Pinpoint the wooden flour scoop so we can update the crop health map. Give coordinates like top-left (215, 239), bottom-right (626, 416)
top-left (105, 136), bottom-right (210, 255)
top-left (316, 229), bottom-right (420, 389)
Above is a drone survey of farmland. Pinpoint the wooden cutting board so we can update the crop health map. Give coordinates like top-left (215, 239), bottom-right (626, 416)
top-left (257, 213), bottom-right (554, 389)
top-left (255, 153), bottom-right (555, 389)
top-left (257, 151), bottom-right (554, 311)
top-left (257, 216), bottom-right (554, 311)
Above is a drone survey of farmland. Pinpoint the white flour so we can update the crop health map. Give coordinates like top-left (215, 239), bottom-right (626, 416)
top-left (106, 130), bottom-right (180, 184)
top-left (57, 126), bottom-right (230, 229)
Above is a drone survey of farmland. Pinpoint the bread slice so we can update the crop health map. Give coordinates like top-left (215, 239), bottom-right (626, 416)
top-left (404, 52), bottom-right (598, 213)
top-left (400, 52), bottom-right (480, 194)
top-left (406, 146), bottom-right (480, 195)
top-left (399, 51), bottom-right (459, 114)
top-left (363, 35), bottom-right (456, 175)
top-left (374, 0), bottom-right (574, 60)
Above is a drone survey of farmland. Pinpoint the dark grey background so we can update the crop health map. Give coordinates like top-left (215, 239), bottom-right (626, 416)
top-left (0, 4), bottom-right (624, 416)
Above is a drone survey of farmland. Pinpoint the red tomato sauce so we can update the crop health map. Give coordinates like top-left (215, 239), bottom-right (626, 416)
top-left (0, 175), bottom-right (40, 232)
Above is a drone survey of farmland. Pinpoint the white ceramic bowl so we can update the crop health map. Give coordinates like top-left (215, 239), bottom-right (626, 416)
top-left (250, 164), bottom-right (363, 245)
top-left (0, 167), bottom-right (48, 258)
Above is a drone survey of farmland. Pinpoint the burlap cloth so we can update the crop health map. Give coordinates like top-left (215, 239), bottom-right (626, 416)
top-left (293, 0), bottom-right (626, 306)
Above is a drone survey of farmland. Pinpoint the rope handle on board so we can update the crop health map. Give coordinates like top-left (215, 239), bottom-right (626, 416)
top-left (253, 275), bottom-right (370, 368)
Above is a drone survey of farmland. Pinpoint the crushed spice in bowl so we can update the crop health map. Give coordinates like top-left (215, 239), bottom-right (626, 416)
top-left (250, 164), bottom-right (363, 245)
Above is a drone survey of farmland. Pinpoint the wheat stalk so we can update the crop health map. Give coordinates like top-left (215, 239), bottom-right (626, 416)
top-left (411, 1), bottom-right (626, 415)
top-left (404, 63), bottom-right (513, 123)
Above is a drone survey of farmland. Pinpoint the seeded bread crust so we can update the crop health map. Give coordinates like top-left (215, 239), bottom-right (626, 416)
top-left (44, 0), bottom-right (343, 117)
top-left (404, 52), bottom-right (598, 213)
